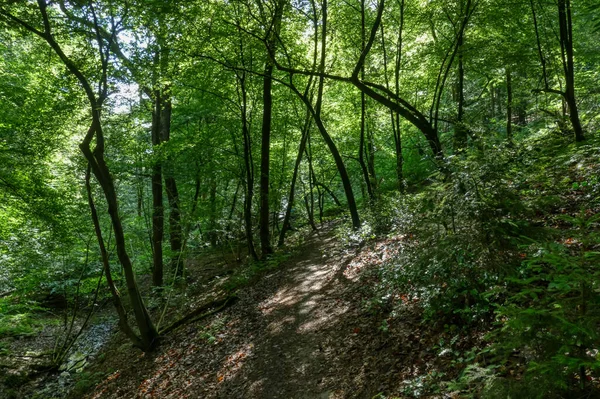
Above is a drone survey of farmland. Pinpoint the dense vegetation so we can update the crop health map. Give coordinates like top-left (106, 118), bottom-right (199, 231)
top-left (0, 0), bottom-right (599, 397)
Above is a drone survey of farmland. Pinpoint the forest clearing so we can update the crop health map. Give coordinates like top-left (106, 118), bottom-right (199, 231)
top-left (0, 0), bottom-right (599, 398)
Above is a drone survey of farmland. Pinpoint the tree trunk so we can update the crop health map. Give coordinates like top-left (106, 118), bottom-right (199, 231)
top-left (208, 171), bottom-right (218, 247)
top-left (558, 0), bottom-right (584, 141)
top-left (380, 0), bottom-right (405, 191)
top-left (259, 0), bottom-right (285, 258)
top-left (80, 119), bottom-right (159, 351)
top-left (85, 165), bottom-right (142, 348)
top-left (506, 68), bottom-right (513, 143)
top-left (151, 92), bottom-right (164, 287)
top-left (454, 13), bottom-right (467, 151)
top-left (305, 133), bottom-right (317, 230)
top-left (278, 113), bottom-right (312, 247)
top-left (367, 125), bottom-right (376, 190)
top-left (292, 0), bottom-right (360, 228)
top-left (159, 88), bottom-right (183, 277)
top-left (359, 0), bottom-right (374, 199)
top-left (239, 73), bottom-right (259, 261)
top-left (293, 88), bottom-right (361, 229)
top-left (259, 59), bottom-right (274, 258)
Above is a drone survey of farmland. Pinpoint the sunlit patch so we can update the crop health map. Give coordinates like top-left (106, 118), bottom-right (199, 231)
top-left (267, 315), bottom-right (296, 334)
top-left (343, 235), bottom-right (407, 280)
top-left (297, 302), bottom-right (349, 333)
top-left (259, 290), bottom-right (300, 315)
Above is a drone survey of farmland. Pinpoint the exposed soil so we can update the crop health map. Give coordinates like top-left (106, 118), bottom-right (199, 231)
top-left (83, 223), bottom-right (459, 399)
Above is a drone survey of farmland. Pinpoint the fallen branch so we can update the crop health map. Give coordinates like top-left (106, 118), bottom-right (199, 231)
top-left (159, 295), bottom-right (237, 336)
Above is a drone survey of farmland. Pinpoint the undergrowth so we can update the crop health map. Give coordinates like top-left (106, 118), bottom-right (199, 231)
top-left (357, 131), bottom-right (600, 397)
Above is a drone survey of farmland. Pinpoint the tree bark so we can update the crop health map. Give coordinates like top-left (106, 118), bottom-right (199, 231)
top-left (259, 0), bottom-right (285, 258)
top-left (506, 67), bottom-right (513, 143)
top-left (85, 165), bottom-right (142, 348)
top-left (305, 133), bottom-right (318, 230)
top-left (359, 0), bottom-right (374, 199)
top-left (151, 91), bottom-right (164, 287)
top-left (454, 2), bottom-right (467, 151)
top-left (380, 1), bottom-right (405, 191)
top-left (239, 72), bottom-right (259, 260)
top-left (558, 0), bottom-right (584, 142)
top-left (259, 59), bottom-right (275, 258)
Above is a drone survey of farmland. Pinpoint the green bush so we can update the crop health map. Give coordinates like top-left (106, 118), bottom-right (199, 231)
top-left (373, 146), bottom-right (531, 325)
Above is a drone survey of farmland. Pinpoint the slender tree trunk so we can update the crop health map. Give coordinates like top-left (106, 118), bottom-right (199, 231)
top-left (359, 91), bottom-right (373, 199)
top-left (454, 11), bottom-right (467, 151)
top-left (531, 0), bottom-right (549, 89)
top-left (278, 113), bottom-right (312, 246)
top-left (164, 175), bottom-right (182, 272)
top-left (151, 92), bottom-right (164, 287)
top-left (208, 172), bottom-right (218, 247)
top-left (228, 180), bottom-right (241, 221)
top-left (80, 120), bottom-right (159, 351)
top-left (136, 175), bottom-right (143, 218)
top-left (293, 88), bottom-right (360, 229)
top-left (558, 0), bottom-right (584, 141)
top-left (316, 181), bottom-right (341, 207)
top-left (159, 88), bottom-right (183, 276)
top-left (286, 0), bottom-right (360, 228)
top-left (367, 124), bottom-right (376, 190)
top-left (239, 73), bottom-right (259, 261)
top-left (381, 0), bottom-right (405, 191)
top-left (259, 60), bottom-right (275, 258)
top-left (490, 81), bottom-right (495, 119)
top-left (359, 0), bottom-right (374, 199)
top-left (318, 191), bottom-right (324, 224)
top-left (259, 0), bottom-right (285, 258)
top-left (306, 134), bottom-right (317, 230)
top-left (304, 192), bottom-right (317, 230)
top-left (85, 165), bottom-right (141, 347)
top-left (299, 0), bottom-right (359, 228)
top-left (506, 67), bottom-right (513, 143)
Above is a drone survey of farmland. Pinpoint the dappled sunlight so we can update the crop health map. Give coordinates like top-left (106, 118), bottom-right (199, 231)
top-left (343, 235), bottom-right (408, 280)
top-left (266, 315), bottom-right (296, 334)
top-left (296, 302), bottom-right (349, 333)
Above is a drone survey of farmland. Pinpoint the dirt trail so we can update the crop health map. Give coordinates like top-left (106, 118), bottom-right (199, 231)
top-left (88, 224), bottom-right (420, 399)
top-left (239, 231), bottom-right (349, 398)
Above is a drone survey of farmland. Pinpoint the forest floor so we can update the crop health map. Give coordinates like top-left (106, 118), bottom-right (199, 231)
top-left (78, 222), bottom-right (465, 399)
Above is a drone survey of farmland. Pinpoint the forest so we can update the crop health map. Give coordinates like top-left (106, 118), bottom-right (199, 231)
top-left (0, 0), bottom-right (599, 397)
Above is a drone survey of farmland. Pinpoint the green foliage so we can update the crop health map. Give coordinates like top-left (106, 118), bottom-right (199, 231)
top-left (196, 316), bottom-right (227, 344)
top-left (0, 299), bottom-right (44, 338)
top-left (489, 212), bottom-right (600, 395)
top-left (373, 146), bottom-right (531, 324)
